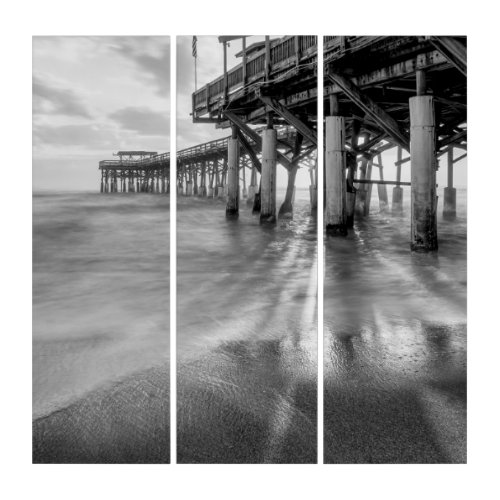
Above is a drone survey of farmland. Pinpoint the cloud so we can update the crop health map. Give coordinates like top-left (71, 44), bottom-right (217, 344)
top-left (33, 75), bottom-right (92, 118)
top-left (109, 37), bottom-right (170, 96)
top-left (33, 123), bottom-right (117, 149)
top-left (109, 106), bottom-right (170, 137)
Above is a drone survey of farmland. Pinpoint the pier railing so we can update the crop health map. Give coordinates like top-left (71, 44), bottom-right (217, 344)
top-left (192, 36), bottom-right (402, 119)
top-left (193, 35), bottom-right (318, 116)
top-left (99, 152), bottom-right (170, 170)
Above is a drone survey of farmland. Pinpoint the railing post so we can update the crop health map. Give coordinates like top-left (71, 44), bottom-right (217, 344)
top-left (294, 36), bottom-right (300, 67)
top-left (223, 41), bottom-right (228, 103)
top-left (265, 35), bottom-right (271, 81)
top-left (242, 37), bottom-right (247, 92)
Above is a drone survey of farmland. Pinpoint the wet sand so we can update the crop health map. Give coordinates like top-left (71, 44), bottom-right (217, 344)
top-left (33, 364), bottom-right (170, 464)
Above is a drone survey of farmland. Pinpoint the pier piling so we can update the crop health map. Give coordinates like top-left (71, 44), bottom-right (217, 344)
top-left (325, 98), bottom-right (347, 236)
top-left (260, 126), bottom-right (278, 224)
top-left (377, 155), bottom-right (389, 212)
top-left (410, 92), bottom-right (438, 251)
top-left (392, 147), bottom-right (404, 215)
top-left (443, 149), bottom-right (457, 219)
top-left (226, 128), bottom-right (240, 217)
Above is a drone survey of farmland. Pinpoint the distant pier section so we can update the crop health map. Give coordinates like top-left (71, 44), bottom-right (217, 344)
top-left (99, 151), bottom-right (170, 193)
top-left (177, 125), bottom-right (316, 213)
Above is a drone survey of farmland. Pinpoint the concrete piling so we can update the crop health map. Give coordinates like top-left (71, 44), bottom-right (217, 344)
top-left (325, 112), bottom-right (347, 236)
top-left (226, 131), bottom-right (240, 217)
top-left (260, 128), bottom-right (277, 223)
top-left (410, 94), bottom-right (438, 251)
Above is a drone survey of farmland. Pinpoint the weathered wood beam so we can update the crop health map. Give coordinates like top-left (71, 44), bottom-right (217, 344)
top-left (193, 117), bottom-right (222, 124)
top-left (453, 152), bottom-right (467, 164)
top-left (257, 94), bottom-right (318, 146)
top-left (224, 111), bottom-right (292, 170)
top-left (438, 129), bottom-right (467, 150)
top-left (327, 71), bottom-right (410, 150)
top-left (367, 142), bottom-right (396, 157)
top-left (434, 96), bottom-right (467, 110)
top-left (325, 51), bottom-right (449, 95)
top-left (236, 129), bottom-right (262, 174)
top-left (428, 36), bottom-right (466, 77)
top-left (291, 145), bottom-right (316, 166)
top-left (358, 132), bottom-right (386, 153)
top-left (395, 155), bottom-right (411, 167)
top-left (354, 179), bottom-right (411, 186)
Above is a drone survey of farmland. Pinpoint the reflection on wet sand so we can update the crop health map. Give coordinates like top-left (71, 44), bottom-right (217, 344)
top-left (177, 191), bottom-right (317, 463)
top-left (324, 187), bottom-right (467, 463)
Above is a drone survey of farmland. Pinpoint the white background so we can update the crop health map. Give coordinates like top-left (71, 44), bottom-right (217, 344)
top-left (1, 1), bottom-right (498, 499)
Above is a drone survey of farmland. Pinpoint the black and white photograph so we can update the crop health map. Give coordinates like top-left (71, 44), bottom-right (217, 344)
top-left (32, 36), bottom-right (170, 463)
top-left (4, 0), bottom-right (498, 497)
top-left (176, 35), bottom-right (318, 463)
top-left (322, 36), bottom-right (467, 463)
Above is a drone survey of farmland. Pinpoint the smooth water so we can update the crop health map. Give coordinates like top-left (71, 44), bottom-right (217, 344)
top-left (33, 192), bottom-right (170, 420)
top-left (177, 188), bottom-right (318, 463)
top-left (324, 187), bottom-right (467, 463)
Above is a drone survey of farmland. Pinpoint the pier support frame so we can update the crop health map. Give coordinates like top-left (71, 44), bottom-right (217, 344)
top-left (226, 128), bottom-right (240, 218)
top-left (410, 94), bottom-right (438, 251)
top-left (260, 125), bottom-right (277, 224)
top-left (325, 95), bottom-right (347, 236)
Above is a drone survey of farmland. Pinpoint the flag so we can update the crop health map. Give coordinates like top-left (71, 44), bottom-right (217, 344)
top-left (192, 36), bottom-right (197, 58)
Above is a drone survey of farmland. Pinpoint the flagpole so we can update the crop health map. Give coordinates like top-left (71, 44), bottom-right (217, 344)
top-left (192, 36), bottom-right (198, 91)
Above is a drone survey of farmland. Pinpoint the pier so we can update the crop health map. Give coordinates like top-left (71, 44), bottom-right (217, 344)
top-left (192, 35), bottom-right (319, 222)
top-left (323, 36), bottom-right (466, 251)
top-left (99, 151), bottom-right (170, 194)
top-left (191, 35), bottom-right (467, 251)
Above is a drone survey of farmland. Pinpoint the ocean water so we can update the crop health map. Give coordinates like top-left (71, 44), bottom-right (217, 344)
top-left (32, 185), bottom-right (466, 464)
top-left (177, 188), bottom-right (318, 463)
top-left (33, 192), bottom-right (169, 428)
top-left (324, 187), bottom-right (467, 463)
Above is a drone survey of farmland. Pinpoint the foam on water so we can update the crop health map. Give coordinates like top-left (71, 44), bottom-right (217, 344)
top-left (33, 191), bottom-right (170, 419)
top-left (177, 188), bottom-right (318, 463)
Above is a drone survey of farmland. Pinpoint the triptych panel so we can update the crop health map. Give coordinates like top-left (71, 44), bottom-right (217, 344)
top-left (32, 35), bottom-right (467, 464)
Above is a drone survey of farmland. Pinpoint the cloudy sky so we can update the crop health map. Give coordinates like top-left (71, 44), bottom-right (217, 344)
top-left (33, 36), bottom-right (170, 191)
top-left (33, 36), bottom-right (465, 191)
